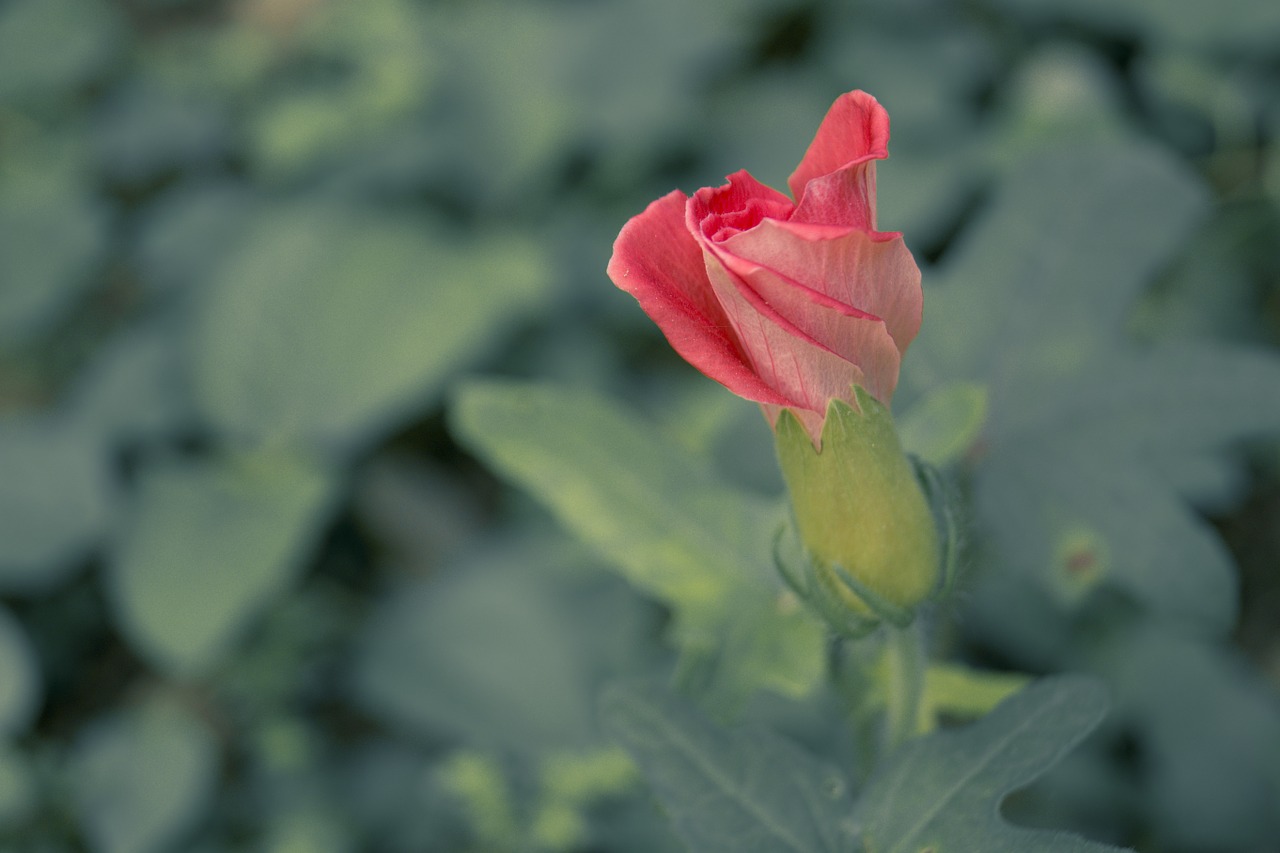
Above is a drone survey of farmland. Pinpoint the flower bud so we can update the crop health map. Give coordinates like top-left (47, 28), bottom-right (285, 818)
top-left (773, 386), bottom-right (940, 632)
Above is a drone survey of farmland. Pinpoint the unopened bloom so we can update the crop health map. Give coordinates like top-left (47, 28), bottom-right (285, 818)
top-left (607, 90), bottom-right (921, 444)
top-left (608, 90), bottom-right (939, 626)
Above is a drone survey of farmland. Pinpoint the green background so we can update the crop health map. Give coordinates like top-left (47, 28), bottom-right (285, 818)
top-left (1, 0), bottom-right (1279, 850)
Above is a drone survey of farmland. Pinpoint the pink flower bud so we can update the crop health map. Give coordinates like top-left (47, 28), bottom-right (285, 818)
top-left (607, 90), bottom-right (922, 444)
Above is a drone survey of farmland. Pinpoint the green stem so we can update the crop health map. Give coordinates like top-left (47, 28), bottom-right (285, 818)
top-left (881, 619), bottom-right (927, 755)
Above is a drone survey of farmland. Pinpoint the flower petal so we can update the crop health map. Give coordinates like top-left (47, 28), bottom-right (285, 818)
top-left (697, 247), bottom-right (872, 421)
top-left (786, 91), bottom-right (890, 229)
top-left (607, 190), bottom-right (792, 406)
top-left (723, 219), bottom-right (922, 353)
top-left (707, 244), bottom-right (904, 403)
top-left (688, 170), bottom-right (794, 244)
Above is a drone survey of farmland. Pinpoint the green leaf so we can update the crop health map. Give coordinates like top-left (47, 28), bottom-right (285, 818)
top-left (437, 750), bottom-right (522, 849)
top-left (1130, 204), bottom-right (1278, 347)
top-left (987, 0), bottom-right (1280, 52)
top-left (975, 344), bottom-right (1280, 634)
top-left (195, 202), bottom-right (549, 452)
top-left (0, 746), bottom-right (36, 829)
top-left (0, 607), bottom-right (40, 737)
top-left (93, 83), bottom-right (231, 186)
top-left (450, 380), bottom-right (826, 704)
top-left (913, 142), bottom-right (1210, 400)
top-left (0, 140), bottom-right (111, 348)
top-left (453, 381), bottom-right (764, 606)
top-left (106, 450), bottom-right (336, 676)
top-left (1092, 626), bottom-right (1280, 850)
top-left (600, 683), bottom-right (857, 853)
top-left (909, 143), bottom-right (1280, 633)
top-left (977, 438), bottom-right (1238, 631)
top-left (260, 807), bottom-right (352, 853)
top-left (0, 0), bottom-right (124, 106)
top-left (351, 544), bottom-right (600, 750)
top-left (857, 675), bottom-right (1123, 853)
top-left (65, 319), bottom-right (192, 443)
top-left (1002, 344), bottom-right (1280, 459)
top-left (0, 416), bottom-right (111, 592)
top-left (70, 696), bottom-right (219, 853)
top-left (817, 26), bottom-right (990, 144)
top-left (896, 383), bottom-right (988, 468)
top-left (987, 44), bottom-right (1131, 161)
top-left (134, 184), bottom-right (258, 295)
top-left (246, 0), bottom-right (439, 179)
top-left (439, 0), bottom-right (765, 198)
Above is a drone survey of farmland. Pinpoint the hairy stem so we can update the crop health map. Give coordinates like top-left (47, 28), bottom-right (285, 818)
top-left (881, 619), bottom-right (927, 754)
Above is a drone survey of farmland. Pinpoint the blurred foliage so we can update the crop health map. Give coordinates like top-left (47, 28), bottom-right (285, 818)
top-left (451, 381), bottom-right (826, 707)
top-left (1, 0), bottom-right (1279, 850)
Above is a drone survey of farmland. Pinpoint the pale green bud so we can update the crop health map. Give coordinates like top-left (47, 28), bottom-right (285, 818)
top-left (773, 387), bottom-right (941, 631)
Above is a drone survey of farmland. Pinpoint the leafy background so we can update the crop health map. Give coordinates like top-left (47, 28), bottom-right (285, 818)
top-left (2, 0), bottom-right (1279, 850)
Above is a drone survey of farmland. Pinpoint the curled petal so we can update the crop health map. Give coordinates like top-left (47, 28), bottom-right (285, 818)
top-left (787, 91), bottom-right (890, 229)
top-left (607, 191), bottom-right (792, 406)
top-left (707, 244), bottom-right (903, 402)
top-left (790, 162), bottom-right (878, 230)
top-left (723, 219), bottom-right (922, 354)
top-left (688, 170), bottom-right (794, 244)
top-left (698, 248), bottom-right (871, 427)
top-left (788, 91), bottom-right (890, 197)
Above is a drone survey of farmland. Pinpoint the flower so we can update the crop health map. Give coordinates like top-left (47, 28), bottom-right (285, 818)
top-left (607, 90), bottom-right (922, 443)
top-left (609, 91), bottom-right (940, 625)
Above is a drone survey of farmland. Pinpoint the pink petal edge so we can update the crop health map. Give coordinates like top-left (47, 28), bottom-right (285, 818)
top-left (699, 252), bottom-right (871, 423)
top-left (606, 190), bottom-right (794, 408)
top-left (722, 218), bottom-right (923, 354)
top-left (687, 170), bottom-right (795, 244)
top-left (787, 90), bottom-right (890, 203)
top-left (706, 244), bottom-right (904, 397)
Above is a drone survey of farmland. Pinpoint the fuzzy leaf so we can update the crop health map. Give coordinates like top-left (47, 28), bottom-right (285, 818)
top-left (0, 417), bottom-right (112, 592)
top-left (997, 344), bottom-right (1280, 460)
top-left (0, 607), bottom-right (40, 737)
top-left (911, 142), bottom-right (1280, 635)
top-left (601, 683), bottom-right (857, 853)
top-left (857, 675), bottom-right (1123, 853)
top-left (0, 0), bottom-right (124, 106)
top-left (450, 380), bottom-right (826, 703)
top-left (195, 202), bottom-right (548, 453)
top-left (987, 0), bottom-right (1280, 51)
top-left (106, 451), bottom-right (336, 675)
top-left (1092, 627), bottom-right (1280, 850)
top-left (351, 543), bottom-right (603, 751)
top-left (70, 697), bottom-right (219, 853)
top-left (0, 140), bottom-right (110, 348)
top-left (913, 142), bottom-right (1210, 400)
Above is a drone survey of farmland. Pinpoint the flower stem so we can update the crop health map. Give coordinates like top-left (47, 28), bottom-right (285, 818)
top-left (881, 619), bottom-right (927, 754)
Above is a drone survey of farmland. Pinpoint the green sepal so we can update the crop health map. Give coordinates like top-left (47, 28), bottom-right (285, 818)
top-left (827, 561), bottom-right (914, 628)
top-left (773, 388), bottom-right (942, 632)
top-left (911, 454), bottom-right (961, 599)
top-left (773, 521), bottom-right (881, 639)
